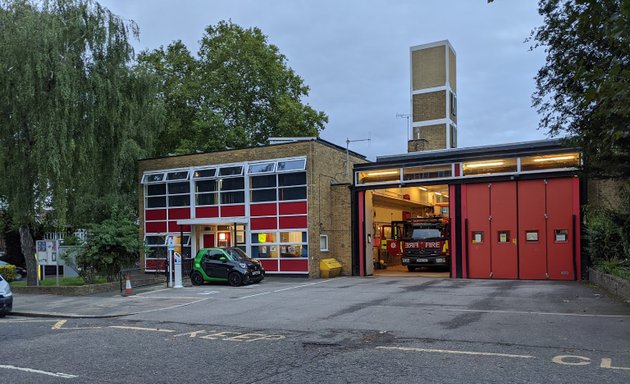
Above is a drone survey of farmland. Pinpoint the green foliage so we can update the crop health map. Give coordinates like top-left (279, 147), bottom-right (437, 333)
top-left (585, 182), bottom-right (630, 272)
top-left (0, 0), bottom-right (164, 285)
top-left (532, 0), bottom-right (630, 179)
top-left (0, 265), bottom-right (16, 282)
top-left (138, 20), bottom-right (327, 155)
top-left (76, 207), bottom-right (142, 283)
top-left (595, 259), bottom-right (630, 280)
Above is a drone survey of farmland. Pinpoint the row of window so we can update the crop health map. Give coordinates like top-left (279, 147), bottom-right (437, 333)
top-left (142, 158), bottom-right (307, 184)
top-left (357, 153), bottom-right (581, 185)
top-left (145, 172), bottom-right (307, 208)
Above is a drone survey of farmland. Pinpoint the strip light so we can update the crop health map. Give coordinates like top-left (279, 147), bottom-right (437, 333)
top-left (418, 187), bottom-right (428, 191)
top-left (532, 155), bottom-right (576, 163)
top-left (365, 170), bottom-right (399, 177)
top-left (464, 161), bottom-right (505, 169)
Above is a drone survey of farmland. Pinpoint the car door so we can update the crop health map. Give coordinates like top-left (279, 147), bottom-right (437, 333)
top-left (203, 250), bottom-right (231, 279)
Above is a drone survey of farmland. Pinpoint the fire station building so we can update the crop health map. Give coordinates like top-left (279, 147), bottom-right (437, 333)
top-left (137, 40), bottom-right (587, 281)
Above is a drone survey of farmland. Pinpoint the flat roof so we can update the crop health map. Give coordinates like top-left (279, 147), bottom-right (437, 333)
top-left (355, 138), bottom-right (579, 170)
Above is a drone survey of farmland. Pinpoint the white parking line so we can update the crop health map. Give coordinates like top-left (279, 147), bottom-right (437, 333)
top-left (377, 346), bottom-right (535, 359)
top-left (0, 364), bottom-right (78, 379)
top-left (235, 278), bottom-right (341, 300)
top-left (436, 307), bottom-right (630, 319)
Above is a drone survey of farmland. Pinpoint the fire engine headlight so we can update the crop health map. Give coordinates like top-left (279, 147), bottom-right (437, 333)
top-left (436, 257), bottom-right (446, 263)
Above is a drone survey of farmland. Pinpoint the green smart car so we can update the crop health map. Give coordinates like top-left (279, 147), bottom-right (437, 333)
top-left (190, 247), bottom-right (265, 286)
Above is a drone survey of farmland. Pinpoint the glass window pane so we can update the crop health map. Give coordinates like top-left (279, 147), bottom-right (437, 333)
top-left (252, 232), bottom-right (277, 243)
top-left (196, 193), bottom-right (217, 206)
top-left (278, 172), bottom-right (306, 186)
top-left (403, 165), bottom-right (452, 181)
top-left (248, 162), bottom-right (276, 174)
top-left (147, 184), bottom-right (166, 196)
top-left (251, 174), bottom-right (277, 188)
top-left (520, 153), bottom-right (580, 172)
top-left (221, 177), bottom-right (244, 191)
top-left (280, 232), bottom-right (304, 243)
top-left (168, 195), bottom-right (190, 207)
top-left (143, 173), bottom-right (164, 183)
top-left (196, 180), bottom-right (217, 192)
top-left (145, 235), bottom-right (166, 245)
top-left (279, 186), bottom-right (306, 201)
top-left (251, 189), bottom-right (277, 202)
top-left (167, 171), bottom-right (189, 180)
top-left (279, 244), bottom-right (306, 257)
top-left (168, 182), bottom-right (190, 194)
top-left (277, 159), bottom-right (306, 172)
top-left (193, 168), bottom-right (216, 179)
top-left (147, 196), bottom-right (166, 208)
top-left (219, 166), bottom-right (243, 176)
top-left (252, 245), bottom-right (278, 258)
top-left (463, 159), bottom-right (517, 176)
top-left (220, 191), bottom-right (244, 204)
top-left (357, 169), bottom-right (400, 184)
top-left (320, 235), bottom-right (329, 251)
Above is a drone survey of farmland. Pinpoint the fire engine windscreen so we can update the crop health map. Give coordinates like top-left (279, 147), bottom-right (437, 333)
top-left (410, 228), bottom-right (442, 240)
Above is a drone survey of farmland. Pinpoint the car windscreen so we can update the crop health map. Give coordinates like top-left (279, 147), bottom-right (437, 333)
top-left (225, 247), bottom-right (248, 261)
top-left (410, 228), bottom-right (442, 240)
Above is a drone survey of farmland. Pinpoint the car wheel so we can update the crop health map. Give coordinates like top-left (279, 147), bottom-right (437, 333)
top-left (407, 266), bottom-right (416, 272)
top-left (190, 271), bottom-right (204, 286)
top-left (228, 272), bottom-right (243, 287)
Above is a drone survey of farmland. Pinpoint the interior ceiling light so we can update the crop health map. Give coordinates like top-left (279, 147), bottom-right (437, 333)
top-left (418, 186), bottom-right (428, 191)
top-left (532, 155), bottom-right (576, 162)
top-left (434, 192), bottom-right (442, 196)
top-left (464, 161), bottom-right (505, 169)
top-left (366, 170), bottom-right (399, 177)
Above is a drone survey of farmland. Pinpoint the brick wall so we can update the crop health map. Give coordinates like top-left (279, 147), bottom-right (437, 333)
top-left (413, 91), bottom-right (446, 122)
top-left (412, 46), bottom-right (446, 90)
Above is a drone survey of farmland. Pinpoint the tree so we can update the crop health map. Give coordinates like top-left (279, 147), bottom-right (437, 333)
top-left (74, 207), bottom-right (143, 283)
top-left (531, 0), bottom-right (630, 179)
top-left (138, 20), bottom-right (327, 155)
top-left (0, 0), bottom-right (164, 286)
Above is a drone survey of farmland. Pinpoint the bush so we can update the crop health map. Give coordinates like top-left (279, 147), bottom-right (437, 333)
top-left (76, 207), bottom-right (143, 283)
top-left (586, 181), bottom-right (630, 280)
top-left (0, 264), bottom-right (16, 281)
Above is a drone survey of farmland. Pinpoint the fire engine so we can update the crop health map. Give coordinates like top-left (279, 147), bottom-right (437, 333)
top-left (397, 216), bottom-right (450, 272)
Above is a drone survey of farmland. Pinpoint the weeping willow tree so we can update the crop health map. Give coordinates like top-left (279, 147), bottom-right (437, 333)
top-left (0, 0), bottom-right (164, 285)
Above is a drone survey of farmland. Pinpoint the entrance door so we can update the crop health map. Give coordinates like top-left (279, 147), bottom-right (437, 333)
top-left (546, 178), bottom-right (575, 280)
top-left (518, 180), bottom-right (547, 279)
top-left (467, 184), bottom-right (491, 278)
top-left (490, 182), bottom-right (518, 279)
top-left (203, 233), bottom-right (215, 248)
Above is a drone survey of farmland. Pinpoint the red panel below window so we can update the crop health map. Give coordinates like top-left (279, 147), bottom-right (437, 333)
top-left (196, 206), bottom-right (219, 218)
top-left (145, 209), bottom-right (166, 221)
top-left (279, 215), bottom-right (307, 229)
top-left (259, 259), bottom-right (279, 272)
top-left (145, 259), bottom-right (166, 272)
top-left (145, 221), bottom-right (167, 233)
top-left (280, 258), bottom-right (309, 273)
top-left (251, 217), bottom-right (277, 230)
top-left (279, 201), bottom-right (307, 215)
top-left (251, 203), bottom-right (277, 217)
top-left (221, 205), bottom-right (245, 217)
top-left (168, 222), bottom-right (190, 232)
top-left (168, 208), bottom-right (191, 220)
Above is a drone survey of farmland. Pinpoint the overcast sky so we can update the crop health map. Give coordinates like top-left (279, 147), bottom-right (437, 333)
top-left (99, 0), bottom-right (548, 161)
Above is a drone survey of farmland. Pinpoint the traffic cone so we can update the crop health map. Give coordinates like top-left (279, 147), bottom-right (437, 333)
top-left (124, 274), bottom-right (133, 296)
